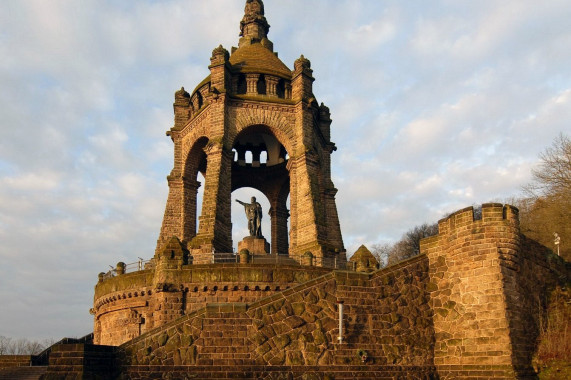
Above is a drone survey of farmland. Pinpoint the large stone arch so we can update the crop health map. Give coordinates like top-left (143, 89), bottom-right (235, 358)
top-left (230, 122), bottom-right (291, 255)
top-left (231, 106), bottom-right (295, 156)
top-left (181, 136), bottom-right (209, 243)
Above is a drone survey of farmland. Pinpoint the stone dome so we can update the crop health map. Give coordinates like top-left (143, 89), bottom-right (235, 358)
top-left (229, 43), bottom-right (291, 79)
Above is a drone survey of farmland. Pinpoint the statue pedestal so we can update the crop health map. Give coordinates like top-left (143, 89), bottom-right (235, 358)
top-left (238, 236), bottom-right (270, 256)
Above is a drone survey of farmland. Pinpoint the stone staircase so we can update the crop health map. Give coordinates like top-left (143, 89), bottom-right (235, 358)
top-left (0, 366), bottom-right (47, 380)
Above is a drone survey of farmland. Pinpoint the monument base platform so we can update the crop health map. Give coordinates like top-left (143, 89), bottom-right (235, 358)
top-left (238, 236), bottom-right (270, 255)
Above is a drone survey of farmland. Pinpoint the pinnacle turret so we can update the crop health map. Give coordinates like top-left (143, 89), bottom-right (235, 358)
top-left (239, 0), bottom-right (272, 49)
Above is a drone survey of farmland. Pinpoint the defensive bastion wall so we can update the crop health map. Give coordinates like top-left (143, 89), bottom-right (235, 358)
top-left (79, 203), bottom-right (570, 378)
top-left (421, 203), bottom-right (569, 378)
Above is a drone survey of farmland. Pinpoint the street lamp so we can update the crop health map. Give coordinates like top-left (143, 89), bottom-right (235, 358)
top-left (554, 233), bottom-right (561, 256)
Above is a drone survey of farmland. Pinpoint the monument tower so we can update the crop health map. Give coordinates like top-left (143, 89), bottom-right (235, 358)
top-left (157, 0), bottom-right (345, 265)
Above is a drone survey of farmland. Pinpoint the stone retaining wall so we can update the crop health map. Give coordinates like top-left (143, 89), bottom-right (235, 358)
top-left (117, 256), bottom-right (436, 377)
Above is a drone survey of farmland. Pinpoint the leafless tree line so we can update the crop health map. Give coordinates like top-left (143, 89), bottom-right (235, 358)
top-left (0, 336), bottom-right (55, 355)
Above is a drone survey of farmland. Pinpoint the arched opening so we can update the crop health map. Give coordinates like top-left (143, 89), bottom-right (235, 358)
top-left (232, 187), bottom-right (271, 249)
top-left (257, 74), bottom-right (266, 95)
top-left (183, 137), bottom-right (208, 243)
top-left (195, 171), bottom-right (205, 236)
top-left (231, 125), bottom-right (290, 255)
top-left (237, 74), bottom-right (247, 94)
top-left (276, 79), bottom-right (285, 98)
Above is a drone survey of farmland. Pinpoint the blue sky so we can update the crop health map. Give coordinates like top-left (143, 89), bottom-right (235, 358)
top-left (1, 0), bottom-right (570, 340)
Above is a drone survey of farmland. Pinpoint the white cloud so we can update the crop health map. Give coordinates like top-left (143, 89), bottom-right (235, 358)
top-left (1, 0), bottom-right (570, 340)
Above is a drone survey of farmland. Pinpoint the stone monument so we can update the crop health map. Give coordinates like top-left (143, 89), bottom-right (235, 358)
top-left (154, 0), bottom-right (345, 265)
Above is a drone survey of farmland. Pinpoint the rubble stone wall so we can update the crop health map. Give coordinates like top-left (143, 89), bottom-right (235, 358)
top-left (117, 256), bottom-right (437, 378)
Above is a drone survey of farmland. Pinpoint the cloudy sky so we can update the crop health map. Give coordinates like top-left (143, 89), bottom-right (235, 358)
top-left (1, 0), bottom-right (569, 340)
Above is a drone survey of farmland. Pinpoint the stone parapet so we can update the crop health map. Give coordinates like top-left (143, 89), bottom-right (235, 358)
top-left (93, 263), bottom-right (331, 346)
top-left (0, 355), bottom-right (32, 368)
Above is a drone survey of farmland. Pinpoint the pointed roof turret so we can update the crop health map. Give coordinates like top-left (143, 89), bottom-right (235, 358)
top-left (239, 0), bottom-right (272, 49)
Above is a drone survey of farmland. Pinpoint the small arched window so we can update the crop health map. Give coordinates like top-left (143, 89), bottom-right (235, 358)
top-left (257, 74), bottom-right (266, 95)
top-left (276, 79), bottom-right (285, 98)
top-left (237, 74), bottom-right (247, 94)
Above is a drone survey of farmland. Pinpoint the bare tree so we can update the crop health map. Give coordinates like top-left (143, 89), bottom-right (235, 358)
top-left (518, 133), bottom-right (571, 260)
top-left (0, 336), bottom-right (50, 355)
top-left (525, 133), bottom-right (571, 199)
top-left (0, 336), bottom-right (12, 355)
top-left (370, 243), bottom-right (393, 268)
top-left (386, 222), bottom-right (439, 266)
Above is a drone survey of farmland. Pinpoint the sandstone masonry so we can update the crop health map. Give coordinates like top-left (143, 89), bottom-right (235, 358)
top-left (2, 1), bottom-right (566, 379)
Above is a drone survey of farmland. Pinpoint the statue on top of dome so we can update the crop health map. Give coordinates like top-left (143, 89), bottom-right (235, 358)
top-left (245, 0), bottom-right (264, 17)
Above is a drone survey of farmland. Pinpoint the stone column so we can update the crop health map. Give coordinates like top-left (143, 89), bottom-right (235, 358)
top-left (266, 76), bottom-right (279, 97)
top-left (246, 74), bottom-right (259, 95)
top-left (173, 87), bottom-right (191, 129)
top-left (323, 187), bottom-right (344, 252)
top-left (156, 171), bottom-right (184, 254)
top-left (191, 94), bottom-right (200, 110)
top-left (292, 55), bottom-right (314, 102)
top-left (231, 76), bottom-right (239, 94)
top-left (285, 82), bottom-right (292, 100)
top-left (209, 45), bottom-right (230, 93)
top-left (182, 177), bottom-right (201, 243)
top-left (251, 146), bottom-right (262, 167)
top-left (236, 145), bottom-right (247, 166)
top-left (192, 143), bottom-right (233, 261)
top-left (269, 205), bottom-right (289, 255)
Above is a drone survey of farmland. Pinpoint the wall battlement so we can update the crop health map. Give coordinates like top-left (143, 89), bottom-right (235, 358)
top-left (427, 203), bottom-right (519, 238)
top-left (420, 203), bottom-right (569, 378)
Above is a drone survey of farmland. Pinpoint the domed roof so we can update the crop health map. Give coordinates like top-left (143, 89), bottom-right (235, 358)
top-left (190, 0), bottom-right (292, 96)
top-left (230, 43), bottom-right (291, 79)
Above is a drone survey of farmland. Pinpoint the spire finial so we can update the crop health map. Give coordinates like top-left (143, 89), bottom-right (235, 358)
top-left (239, 0), bottom-right (270, 47)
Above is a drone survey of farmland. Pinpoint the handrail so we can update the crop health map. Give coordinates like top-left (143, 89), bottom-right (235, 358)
top-left (124, 259), bottom-right (152, 273)
top-left (100, 253), bottom-right (352, 282)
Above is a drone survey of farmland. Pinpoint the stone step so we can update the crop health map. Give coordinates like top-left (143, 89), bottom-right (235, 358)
top-left (0, 366), bottom-right (47, 380)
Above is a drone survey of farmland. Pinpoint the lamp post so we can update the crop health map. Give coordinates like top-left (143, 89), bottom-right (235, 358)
top-left (554, 233), bottom-right (561, 256)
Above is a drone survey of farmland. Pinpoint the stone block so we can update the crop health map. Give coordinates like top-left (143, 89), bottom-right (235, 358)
top-left (238, 236), bottom-right (270, 256)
